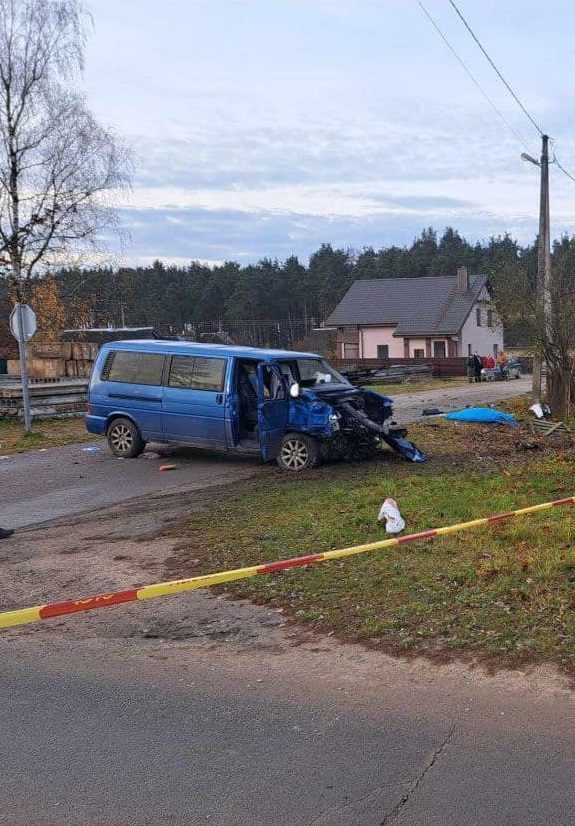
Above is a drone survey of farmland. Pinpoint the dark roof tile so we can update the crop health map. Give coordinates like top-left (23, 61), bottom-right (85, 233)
top-left (326, 275), bottom-right (488, 336)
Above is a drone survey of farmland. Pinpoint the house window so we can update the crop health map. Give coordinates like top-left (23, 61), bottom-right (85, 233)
top-left (476, 308), bottom-right (482, 326)
top-left (343, 343), bottom-right (359, 358)
top-left (377, 344), bottom-right (389, 359)
top-left (413, 349), bottom-right (424, 358)
top-left (468, 343), bottom-right (472, 357)
top-left (487, 309), bottom-right (493, 327)
top-left (433, 341), bottom-right (446, 358)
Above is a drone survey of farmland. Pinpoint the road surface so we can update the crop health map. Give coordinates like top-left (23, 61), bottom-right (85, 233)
top-left (1, 636), bottom-right (573, 826)
top-left (392, 375), bottom-right (531, 423)
top-left (2, 377), bottom-right (531, 528)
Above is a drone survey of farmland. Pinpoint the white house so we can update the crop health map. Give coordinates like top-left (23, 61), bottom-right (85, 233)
top-left (325, 267), bottom-right (503, 360)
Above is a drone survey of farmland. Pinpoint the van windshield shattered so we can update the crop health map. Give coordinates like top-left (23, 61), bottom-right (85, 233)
top-left (279, 358), bottom-right (350, 389)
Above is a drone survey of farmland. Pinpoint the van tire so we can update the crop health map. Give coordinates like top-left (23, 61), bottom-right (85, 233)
top-left (107, 417), bottom-right (145, 458)
top-left (276, 433), bottom-right (319, 472)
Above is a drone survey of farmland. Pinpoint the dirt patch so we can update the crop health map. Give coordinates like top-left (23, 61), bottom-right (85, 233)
top-left (0, 485), bottom-right (297, 654)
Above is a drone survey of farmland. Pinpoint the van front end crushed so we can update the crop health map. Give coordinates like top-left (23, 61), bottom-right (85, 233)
top-left (289, 387), bottom-right (426, 464)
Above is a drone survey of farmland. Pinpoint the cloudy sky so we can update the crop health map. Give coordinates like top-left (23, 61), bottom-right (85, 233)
top-left (84, 0), bottom-right (575, 266)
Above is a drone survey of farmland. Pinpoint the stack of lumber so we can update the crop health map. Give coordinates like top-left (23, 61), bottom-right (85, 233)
top-left (0, 378), bottom-right (89, 418)
top-left (7, 341), bottom-right (98, 379)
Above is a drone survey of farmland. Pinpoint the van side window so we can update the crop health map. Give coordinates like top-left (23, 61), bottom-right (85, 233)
top-left (103, 351), bottom-right (164, 385)
top-left (168, 356), bottom-right (226, 391)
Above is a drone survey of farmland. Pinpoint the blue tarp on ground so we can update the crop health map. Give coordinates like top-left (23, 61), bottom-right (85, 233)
top-left (445, 407), bottom-right (517, 425)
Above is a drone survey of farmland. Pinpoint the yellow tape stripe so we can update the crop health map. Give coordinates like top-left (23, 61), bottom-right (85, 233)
top-left (0, 605), bottom-right (43, 630)
top-left (137, 566), bottom-right (260, 600)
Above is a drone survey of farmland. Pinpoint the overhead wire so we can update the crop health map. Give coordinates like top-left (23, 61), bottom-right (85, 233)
top-left (428, 0), bottom-right (575, 183)
top-left (417, 1), bottom-right (531, 153)
top-left (447, 0), bottom-right (544, 136)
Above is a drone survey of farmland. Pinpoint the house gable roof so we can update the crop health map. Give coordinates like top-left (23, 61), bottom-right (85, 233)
top-left (326, 275), bottom-right (489, 336)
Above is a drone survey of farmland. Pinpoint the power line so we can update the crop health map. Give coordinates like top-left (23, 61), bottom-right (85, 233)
top-left (448, 0), bottom-right (544, 136)
top-left (417, 1), bottom-right (531, 152)
top-left (554, 156), bottom-right (575, 185)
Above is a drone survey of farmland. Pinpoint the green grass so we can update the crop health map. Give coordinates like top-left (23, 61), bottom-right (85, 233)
top-left (0, 417), bottom-right (97, 454)
top-left (169, 420), bottom-right (575, 672)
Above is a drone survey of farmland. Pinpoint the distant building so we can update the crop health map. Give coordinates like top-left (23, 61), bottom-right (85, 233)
top-left (325, 267), bottom-right (503, 359)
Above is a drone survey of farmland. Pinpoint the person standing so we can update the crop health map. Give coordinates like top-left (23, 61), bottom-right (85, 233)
top-left (473, 352), bottom-right (483, 383)
top-left (484, 354), bottom-right (495, 369)
top-left (466, 353), bottom-right (476, 383)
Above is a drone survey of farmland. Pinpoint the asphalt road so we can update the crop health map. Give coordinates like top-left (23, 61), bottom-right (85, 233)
top-left (2, 377), bottom-right (531, 528)
top-left (1, 441), bottom-right (258, 529)
top-left (391, 375), bottom-right (532, 423)
top-left (1, 644), bottom-right (573, 826)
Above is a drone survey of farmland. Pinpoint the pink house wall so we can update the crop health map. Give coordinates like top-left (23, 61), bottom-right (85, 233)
top-left (358, 328), bottom-right (451, 358)
top-left (359, 327), bottom-right (403, 358)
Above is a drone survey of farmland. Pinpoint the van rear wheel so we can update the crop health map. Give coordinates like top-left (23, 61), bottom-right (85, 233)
top-left (107, 417), bottom-right (145, 458)
top-left (276, 433), bottom-right (319, 472)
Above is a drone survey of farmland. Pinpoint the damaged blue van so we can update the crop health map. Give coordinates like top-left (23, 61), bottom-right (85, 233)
top-left (86, 341), bottom-right (425, 471)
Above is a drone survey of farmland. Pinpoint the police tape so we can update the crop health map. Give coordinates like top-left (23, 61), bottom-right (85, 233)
top-left (1, 495), bottom-right (573, 631)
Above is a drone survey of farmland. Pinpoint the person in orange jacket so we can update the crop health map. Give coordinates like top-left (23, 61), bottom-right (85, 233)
top-left (497, 351), bottom-right (507, 367)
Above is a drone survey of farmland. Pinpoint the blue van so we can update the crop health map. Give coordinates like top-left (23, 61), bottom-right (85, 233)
top-left (86, 341), bottom-right (425, 471)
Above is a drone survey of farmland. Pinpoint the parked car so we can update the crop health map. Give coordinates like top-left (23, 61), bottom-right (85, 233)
top-left (86, 341), bottom-right (426, 471)
top-left (481, 359), bottom-right (522, 381)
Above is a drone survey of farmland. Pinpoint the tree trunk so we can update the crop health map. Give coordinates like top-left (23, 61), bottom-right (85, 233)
top-left (546, 365), bottom-right (575, 419)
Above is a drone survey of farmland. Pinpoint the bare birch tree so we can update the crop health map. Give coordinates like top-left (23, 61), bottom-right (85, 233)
top-left (0, 0), bottom-right (131, 298)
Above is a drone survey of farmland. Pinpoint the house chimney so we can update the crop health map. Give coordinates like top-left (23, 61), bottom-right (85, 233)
top-left (457, 265), bottom-right (469, 293)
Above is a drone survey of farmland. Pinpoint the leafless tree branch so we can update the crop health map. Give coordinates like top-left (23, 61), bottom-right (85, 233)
top-left (0, 0), bottom-right (131, 290)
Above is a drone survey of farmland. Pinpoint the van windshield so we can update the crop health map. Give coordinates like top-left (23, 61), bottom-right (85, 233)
top-left (278, 358), bottom-right (350, 389)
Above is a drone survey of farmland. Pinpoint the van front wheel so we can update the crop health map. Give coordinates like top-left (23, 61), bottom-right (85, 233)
top-left (107, 417), bottom-right (145, 458)
top-left (276, 433), bottom-right (319, 472)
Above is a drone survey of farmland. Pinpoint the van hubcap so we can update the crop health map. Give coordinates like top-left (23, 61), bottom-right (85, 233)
top-left (110, 423), bottom-right (133, 453)
top-left (280, 439), bottom-right (308, 470)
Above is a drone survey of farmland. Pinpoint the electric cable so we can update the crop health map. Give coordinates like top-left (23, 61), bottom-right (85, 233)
top-left (418, 1), bottom-right (531, 152)
top-left (448, 0), bottom-right (544, 136)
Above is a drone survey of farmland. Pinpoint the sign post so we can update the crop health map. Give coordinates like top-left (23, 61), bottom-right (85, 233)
top-left (9, 303), bottom-right (37, 433)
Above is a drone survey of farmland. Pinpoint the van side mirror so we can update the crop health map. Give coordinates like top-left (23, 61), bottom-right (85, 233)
top-left (289, 382), bottom-right (300, 398)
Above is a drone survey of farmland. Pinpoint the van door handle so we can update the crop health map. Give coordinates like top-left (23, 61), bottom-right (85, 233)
top-left (216, 393), bottom-right (224, 405)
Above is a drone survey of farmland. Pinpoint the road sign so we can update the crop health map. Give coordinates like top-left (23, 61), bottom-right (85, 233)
top-left (10, 303), bottom-right (37, 341)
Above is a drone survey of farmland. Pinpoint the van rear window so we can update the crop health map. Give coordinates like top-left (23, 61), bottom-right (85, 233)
top-left (168, 356), bottom-right (226, 391)
top-left (103, 351), bottom-right (165, 386)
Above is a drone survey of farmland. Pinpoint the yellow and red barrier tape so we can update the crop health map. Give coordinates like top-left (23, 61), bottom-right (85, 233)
top-left (1, 495), bottom-right (573, 631)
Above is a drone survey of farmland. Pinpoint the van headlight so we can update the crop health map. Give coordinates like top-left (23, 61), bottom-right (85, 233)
top-left (329, 412), bottom-right (341, 431)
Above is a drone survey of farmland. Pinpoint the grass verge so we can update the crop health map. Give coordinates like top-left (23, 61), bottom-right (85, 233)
top-left (168, 416), bottom-right (575, 673)
top-left (0, 416), bottom-right (96, 454)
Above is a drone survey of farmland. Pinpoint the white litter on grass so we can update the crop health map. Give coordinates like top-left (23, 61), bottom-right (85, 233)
top-left (378, 498), bottom-right (406, 534)
top-left (529, 403), bottom-right (551, 419)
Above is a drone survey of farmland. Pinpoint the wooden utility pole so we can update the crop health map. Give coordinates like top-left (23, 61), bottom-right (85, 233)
top-left (531, 134), bottom-right (551, 400)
